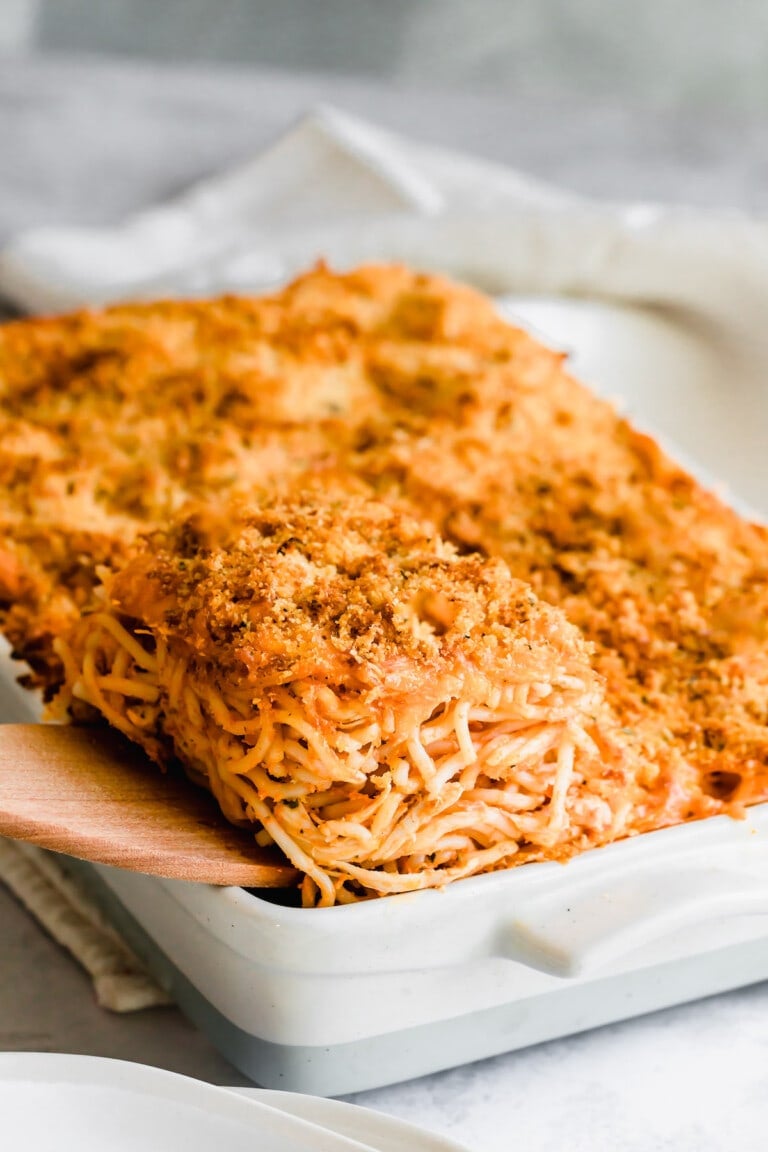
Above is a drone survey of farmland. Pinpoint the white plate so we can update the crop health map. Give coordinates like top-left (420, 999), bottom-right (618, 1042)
top-left (232, 1087), bottom-right (469, 1151)
top-left (0, 1053), bottom-right (469, 1152)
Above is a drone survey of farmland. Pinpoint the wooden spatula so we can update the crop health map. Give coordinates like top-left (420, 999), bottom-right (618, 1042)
top-left (0, 723), bottom-right (298, 888)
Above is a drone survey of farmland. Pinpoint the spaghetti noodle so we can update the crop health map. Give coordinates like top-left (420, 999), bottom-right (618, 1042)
top-left (56, 494), bottom-right (635, 906)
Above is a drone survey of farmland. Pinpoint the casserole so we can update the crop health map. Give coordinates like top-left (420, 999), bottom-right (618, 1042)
top-left (2, 290), bottom-right (767, 1093)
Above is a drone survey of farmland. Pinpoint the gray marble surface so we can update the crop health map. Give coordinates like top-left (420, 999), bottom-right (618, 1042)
top-left (1, 52), bottom-right (768, 1151)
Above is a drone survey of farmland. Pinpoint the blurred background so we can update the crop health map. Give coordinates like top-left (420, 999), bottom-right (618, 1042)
top-left (2, 0), bottom-right (768, 242)
top-left (3, 0), bottom-right (768, 115)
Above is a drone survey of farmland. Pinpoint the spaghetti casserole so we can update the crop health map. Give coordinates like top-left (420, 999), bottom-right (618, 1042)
top-left (2, 263), bottom-right (768, 904)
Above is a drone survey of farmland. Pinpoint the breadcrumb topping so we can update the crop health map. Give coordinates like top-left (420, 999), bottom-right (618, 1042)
top-left (110, 492), bottom-right (596, 697)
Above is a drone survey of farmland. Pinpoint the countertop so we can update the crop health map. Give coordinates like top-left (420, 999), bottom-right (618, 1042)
top-left (1, 52), bottom-right (768, 1151)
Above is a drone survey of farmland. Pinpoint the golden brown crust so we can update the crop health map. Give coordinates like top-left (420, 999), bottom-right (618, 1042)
top-left (2, 261), bottom-right (768, 883)
top-left (109, 491), bottom-right (596, 698)
top-left (0, 263), bottom-right (527, 684)
top-left (344, 289), bottom-right (768, 825)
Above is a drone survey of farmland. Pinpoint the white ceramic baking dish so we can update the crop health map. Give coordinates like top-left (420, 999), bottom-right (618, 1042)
top-left (3, 285), bottom-right (768, 1094)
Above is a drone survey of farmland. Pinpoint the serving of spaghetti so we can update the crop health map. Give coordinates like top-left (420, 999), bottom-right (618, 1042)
top-left (2, 263), bottom-right (768, 905)
top-left (55, 492), bottom-right (635, 906)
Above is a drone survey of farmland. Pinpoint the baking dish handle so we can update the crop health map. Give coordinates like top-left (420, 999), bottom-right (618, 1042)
top-left (500, 864), bottom-right (768, 977)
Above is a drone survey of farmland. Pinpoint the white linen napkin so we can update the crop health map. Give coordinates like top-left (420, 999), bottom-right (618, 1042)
top-left (1, 104), bottom-right (768, 1013)
top-left (0, 839), bottom-right (172, 1012)
top-left (0, 105), bottom-right (570, 313)
top-left (2, 104), bottom-right (767, 340)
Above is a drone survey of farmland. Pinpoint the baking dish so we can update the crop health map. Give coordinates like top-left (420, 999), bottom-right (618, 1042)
top-left (2, 287), bottom-right (768, 1096)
